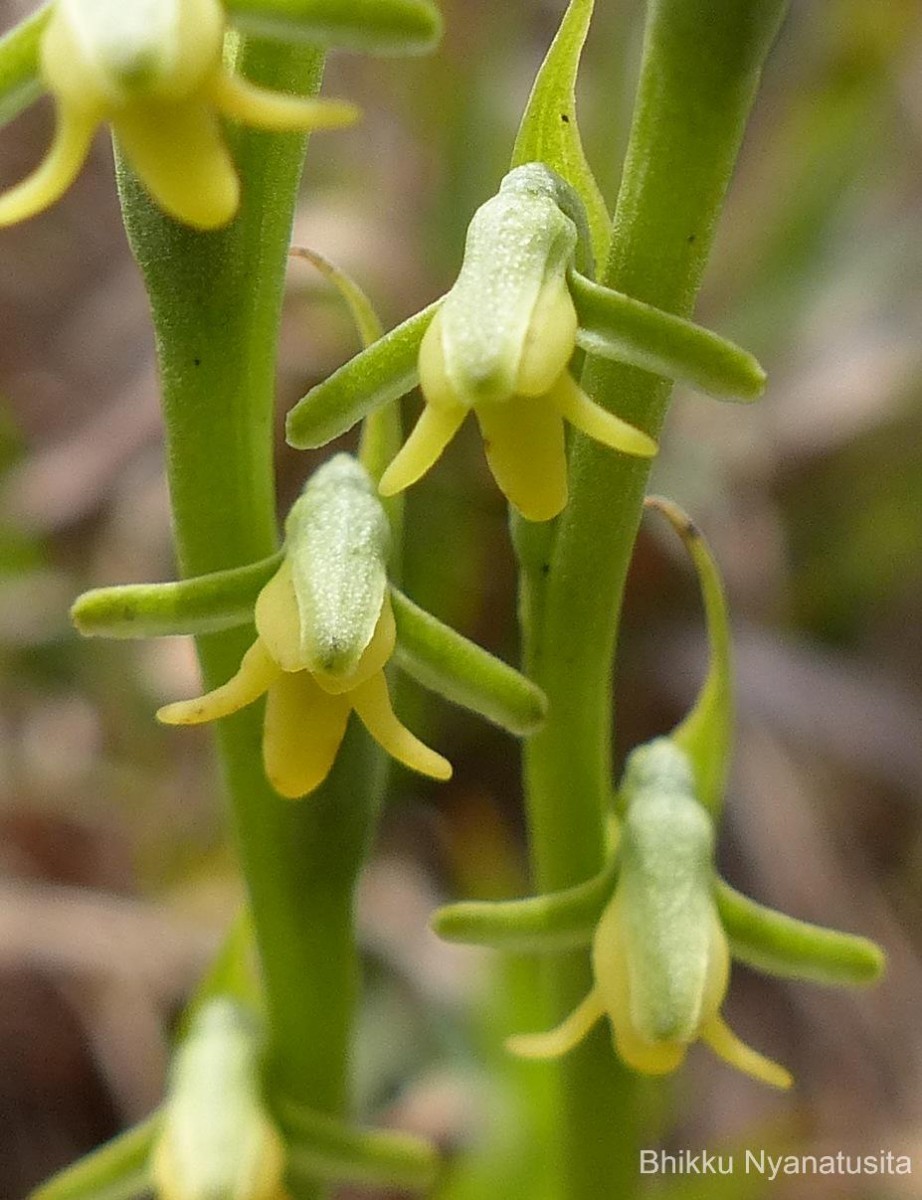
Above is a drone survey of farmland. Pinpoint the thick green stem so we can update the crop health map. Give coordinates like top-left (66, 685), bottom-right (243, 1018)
top-left (517, 2), bottom-right (789, 1196)
top-left (119, 36), bottom-right (383, 1200)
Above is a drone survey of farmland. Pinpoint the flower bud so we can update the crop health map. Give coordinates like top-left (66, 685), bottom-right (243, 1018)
top-left (152, 999), bottom-right (287, 1200)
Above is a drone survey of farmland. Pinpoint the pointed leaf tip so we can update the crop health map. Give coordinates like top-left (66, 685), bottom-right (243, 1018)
top-left (512, 0), bottom-right (609, 271)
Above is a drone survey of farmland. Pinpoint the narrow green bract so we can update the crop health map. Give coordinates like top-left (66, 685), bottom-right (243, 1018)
top-left (512, 0), bottom-right (609, 270)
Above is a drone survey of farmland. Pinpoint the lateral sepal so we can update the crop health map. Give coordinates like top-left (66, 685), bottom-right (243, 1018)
top-left (391, 587), bottom-right (547, 737)
top-left (70, 553), bottom-right (283, 639)
top-left (716, 881), bottom-right (885, 987)
top-left (432, 856), bottom-right (617, 953)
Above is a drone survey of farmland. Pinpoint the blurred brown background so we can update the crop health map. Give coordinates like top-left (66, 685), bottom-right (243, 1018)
top-left (1, 0), bottom-right (921, 1197)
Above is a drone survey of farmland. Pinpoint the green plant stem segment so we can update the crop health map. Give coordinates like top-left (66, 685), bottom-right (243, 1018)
top-left (515, 3), bottom-right (790, 1197)
top-left (118, 36), bottom-right (383, 1200)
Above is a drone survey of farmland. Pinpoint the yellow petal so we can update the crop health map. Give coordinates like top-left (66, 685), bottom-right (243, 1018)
top-left (506, 988), bottom-right (605, 1060)
top-left (350, 670), bottom-right (451, 780)
top-left (378, 404), bottom-right (466, 497)
top-left (475, 394), bottom-right (567, 522)
top-left (313, 594), bottom-right (396, 695)
top-left (547, 372), bottom-right (657, 458)
top-left (157, 640), bottom-right (279, 725)
top-left (263, 671), bottom-right (351, 799)
top-left (700, 1015), bottom-right (793, 1089)
top-left (254, 560), bottom-right (304, 673)
top-left (613, 1022), bottom-right (687, 1076)
top-left (112, 100), bottom-right (239, 230)
top-left (0, 106), bottom-right (97, 227)
top-left (208, 68), bottom-right (359, 132)
top-left (515, 280), bottom-right (578, 397)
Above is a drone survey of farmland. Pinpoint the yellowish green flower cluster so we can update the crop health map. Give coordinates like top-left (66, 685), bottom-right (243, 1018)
top-left (378, 167), bottom-right (657, 521)
top-left (154, 455), bottom-right (450, 797)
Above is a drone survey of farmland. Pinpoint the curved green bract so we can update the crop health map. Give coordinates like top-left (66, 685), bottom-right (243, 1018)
top-left (717, 881), bottom-right (886, 987)
top-left (511, 0), bottom-right (608, 273)
top-left (286, 300), bottom-right (440, 449)
top-left (432, 858), bottom-right (617, 953)
top-left (289, 245), bottom-right (402, 525)
top-left (70, 553), bottom-right (283, 638)
top-left (570, 270), bottom-right (766, 400)
top-left (279, 1100), bottom-right (439, 1191)
top-left (645, 496), bottom-right (733, 817)
top-left (0, 4), bottom-right (51, 131)
top-left (390, 586), bottom-right (547, 736)
top-left (29, 1115), bottom-right (160, 1200)
top-left (224, 0), bottom-right (442, 55)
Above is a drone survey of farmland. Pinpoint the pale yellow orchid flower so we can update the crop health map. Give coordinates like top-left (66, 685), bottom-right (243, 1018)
top-left (157, 557), bottom-right (450, 799)
top-left (508, 741), bottom-right (792, 1089)
top-left (0, 0), bottom-right (357, 230)
top-left (377, 167), bottom-right (655, 522)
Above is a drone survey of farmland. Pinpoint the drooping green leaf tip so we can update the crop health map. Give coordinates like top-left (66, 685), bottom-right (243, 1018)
top-left (643, 494), bottom-right (733, 819)
top-left (223, 0), bottom-right (443, 56)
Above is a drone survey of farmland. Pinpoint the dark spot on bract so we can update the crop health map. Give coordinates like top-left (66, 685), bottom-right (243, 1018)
top-left (687, 234), bottom-right (696, 244)
top-left (193, 357), bottom-right (201, 367)
top-left (561, 113), bottom-right (570, 123)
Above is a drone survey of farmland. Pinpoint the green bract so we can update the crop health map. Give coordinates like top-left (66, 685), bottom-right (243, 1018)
top-left (0, 4), bottom-right (51, 130)
top-left (434, 498), bottom-right (885, 1088)
top-left (511, 0), bottom-right (609, 268)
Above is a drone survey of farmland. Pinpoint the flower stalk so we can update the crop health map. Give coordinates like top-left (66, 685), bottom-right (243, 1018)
top-left (513, 1), bottom-right (792, 1195)
top-left (117, 32), bottom-right (376, 1200)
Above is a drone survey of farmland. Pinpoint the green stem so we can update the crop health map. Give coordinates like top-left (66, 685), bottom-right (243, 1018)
top-left (516, 2), bottom-right (789, 1196)
top-left (118, 36), bottom-right (384, 1200)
